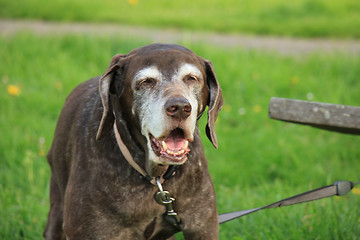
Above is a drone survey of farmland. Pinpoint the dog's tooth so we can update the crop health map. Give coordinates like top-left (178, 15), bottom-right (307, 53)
top-left (162, 141), bottom-right (168, 151)
top-left (184, 140), bottom-right (189, 150)
top-left (166, 149), bottom-right (173, 155)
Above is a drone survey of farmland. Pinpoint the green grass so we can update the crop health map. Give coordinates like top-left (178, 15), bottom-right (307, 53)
top-left (1, 34), bottom-right (360, 239)
top-left (1, 0), bottom-right (360, 38)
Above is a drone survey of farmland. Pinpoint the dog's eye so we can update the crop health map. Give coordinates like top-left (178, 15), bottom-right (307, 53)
top-left (136, 78), bottom-right (156, 90)
top-left (184, 75), bottom-right (198, 82)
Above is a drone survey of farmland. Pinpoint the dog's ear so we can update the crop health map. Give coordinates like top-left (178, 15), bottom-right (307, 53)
top-left (205, 60), bottom-right (223, 149)
top-left (96, 54), bottom-right (125, 141)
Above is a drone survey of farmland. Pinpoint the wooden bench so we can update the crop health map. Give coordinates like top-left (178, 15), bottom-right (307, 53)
top-left (269, 97), bottom-right (360, 135)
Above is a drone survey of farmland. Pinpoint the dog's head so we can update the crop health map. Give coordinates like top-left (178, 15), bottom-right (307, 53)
top-left (96, 44), bottom-right (223, 176)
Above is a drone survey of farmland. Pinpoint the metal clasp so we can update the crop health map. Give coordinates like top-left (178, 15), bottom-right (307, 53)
top-left (155, 178), bottom-right (181, 228)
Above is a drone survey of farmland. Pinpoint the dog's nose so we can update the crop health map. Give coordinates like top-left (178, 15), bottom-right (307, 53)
top-left (165, 97), bottom-right (192, 119)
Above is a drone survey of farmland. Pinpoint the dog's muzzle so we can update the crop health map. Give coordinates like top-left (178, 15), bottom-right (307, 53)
top-left (149, 97), bottom-right (194, 164)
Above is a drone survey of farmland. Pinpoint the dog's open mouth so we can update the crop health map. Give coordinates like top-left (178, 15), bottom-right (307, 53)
top-left (150, 128), bottom-right (190, 164)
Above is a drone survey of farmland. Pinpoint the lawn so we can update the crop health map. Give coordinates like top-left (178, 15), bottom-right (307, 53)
top-left (1, 0), bottom-right (360, 38)
top-left (0, 33), bottom-right (359, 239)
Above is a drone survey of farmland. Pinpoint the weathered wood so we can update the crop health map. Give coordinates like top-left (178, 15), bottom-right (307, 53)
top-left (269, 97), bottom-right (360, 135)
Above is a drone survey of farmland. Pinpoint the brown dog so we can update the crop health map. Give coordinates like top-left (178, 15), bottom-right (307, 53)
top-left (44, 44), bottom-right (223, 240)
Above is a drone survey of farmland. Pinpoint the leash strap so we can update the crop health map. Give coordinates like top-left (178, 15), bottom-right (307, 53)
top-left (218, 180), bottom-right (358, 224)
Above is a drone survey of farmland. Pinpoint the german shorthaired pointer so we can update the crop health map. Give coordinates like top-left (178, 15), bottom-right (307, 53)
top-left (44, 43), bottom-right (223, 240)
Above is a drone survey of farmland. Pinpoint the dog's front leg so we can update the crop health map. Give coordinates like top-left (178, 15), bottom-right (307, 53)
top-left (181, 208), bottom-right (219, 240)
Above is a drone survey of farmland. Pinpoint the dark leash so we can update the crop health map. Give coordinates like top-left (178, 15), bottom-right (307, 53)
top-left (218, 180), bottom-right (360, 224)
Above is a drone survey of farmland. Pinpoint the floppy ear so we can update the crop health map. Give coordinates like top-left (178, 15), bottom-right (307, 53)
top-left (205, 60), bottom-right (223, 149)
top-left (96, 54), bottom-right (125, 141)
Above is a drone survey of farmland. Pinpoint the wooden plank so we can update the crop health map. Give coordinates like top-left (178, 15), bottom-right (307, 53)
top-left (269, 97), bottom-right (360, 135)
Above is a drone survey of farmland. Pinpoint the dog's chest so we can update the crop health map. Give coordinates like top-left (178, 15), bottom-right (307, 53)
top-left (111, 190), bottom-right (177, 239)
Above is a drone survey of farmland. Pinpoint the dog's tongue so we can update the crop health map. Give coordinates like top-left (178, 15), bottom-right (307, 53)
top-left (165, 129), bottom-right (187, 150)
